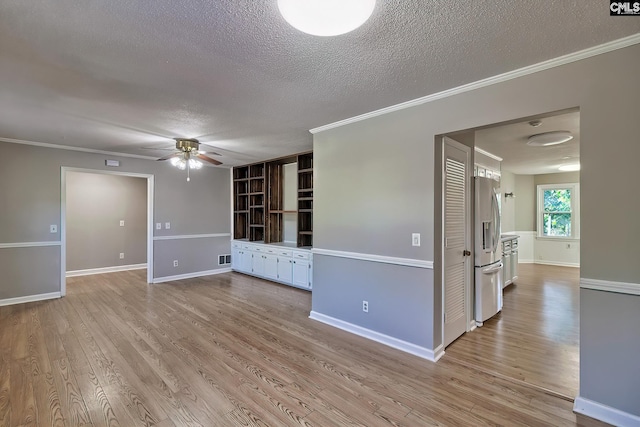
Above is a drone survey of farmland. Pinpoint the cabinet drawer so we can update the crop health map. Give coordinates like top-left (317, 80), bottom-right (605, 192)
top-left (503, 241), bottom-right (511, 250)
top-left (292, 251), bottom-right (310, 260)
top-left (275, 249), bottom-right (293, 257)
top-left (511, 240), bottom-right (518, 250)
top-left (253, 246), bottom-right (264, 252)
top-left (232, 241), bottom-right (242, 249)
top-left (242, 244), bottom-right (254, 250)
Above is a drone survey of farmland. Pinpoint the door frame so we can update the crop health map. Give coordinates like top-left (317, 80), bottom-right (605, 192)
top-left (440, 136), bottom-right (474, 348)
top-left (60, 167), bottom-right (155, 296)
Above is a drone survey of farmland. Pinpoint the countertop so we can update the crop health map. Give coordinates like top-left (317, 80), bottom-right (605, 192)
top-left (500, 234), bottom-right (520, 242)
top-left (233, 239), bottom-right (312, 251)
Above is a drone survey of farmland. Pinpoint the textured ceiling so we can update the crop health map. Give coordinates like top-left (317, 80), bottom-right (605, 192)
top-left (475, 111), bottom-right (580, 175)
top-left (0, 1), bottom-right (638, 166)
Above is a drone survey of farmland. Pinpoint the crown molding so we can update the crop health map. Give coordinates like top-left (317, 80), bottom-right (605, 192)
top-left (310, 33), bottom-right (640, 134)
top-left (474, 147), bottom-right (503, 162)
top-left (0, 137), bottom-right (158, 160)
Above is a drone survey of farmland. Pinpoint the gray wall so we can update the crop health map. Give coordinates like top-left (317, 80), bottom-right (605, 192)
top-left (534, 171), bottom-right (580, 186)
top-left (500, 170), bottom-right (515, 233)
top-left (313, 43), bottom-right (640, 414)
top-left (581, 289), bottom-right (640, 417)
top-left (514, 174), bottom-right (535, 231)
top-left (66, 172), bottom-right (147, 271)
top-left (0, 141), bottom-right (230, 300)
top-left (511, 171), bottom-right (580, 233)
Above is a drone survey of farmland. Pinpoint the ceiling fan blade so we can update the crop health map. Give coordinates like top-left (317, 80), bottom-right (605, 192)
top-left (141, 147), bottom-right (176, 151)
top-left (197, 150), bottom-right (221, 156)
top-left (196, 153), bottom-right (222, 166)
top-left (157, 153), bottom-right (180, 161)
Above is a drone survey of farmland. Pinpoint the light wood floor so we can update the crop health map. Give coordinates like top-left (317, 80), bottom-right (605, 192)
top-left (446, 263), bottom-right (581, 400)
top-left (0, 267), bottom-right (606, 426)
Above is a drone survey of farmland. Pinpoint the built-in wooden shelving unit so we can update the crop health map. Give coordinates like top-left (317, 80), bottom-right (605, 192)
top-left (232, 151), bottom-right (313, 247)
top-left (297, 153), bottom-right (313, 247)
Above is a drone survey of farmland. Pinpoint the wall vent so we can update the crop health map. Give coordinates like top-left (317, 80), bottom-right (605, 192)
top-left (218, 254), bottom-right (231, 265)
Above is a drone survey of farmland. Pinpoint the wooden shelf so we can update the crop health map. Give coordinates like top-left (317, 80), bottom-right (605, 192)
top-left (298, 231), bottom-right (313, 235)
top-left (298, 168), bottom-right (313, 174)
top-left (298, 209), bottom-right (313, 213)
top-left (298, 188), bottom-right (313, 192)
top-left (298, 197), bottom-right (313, 201)
top-left (249, 224), bottom-right (264, 228)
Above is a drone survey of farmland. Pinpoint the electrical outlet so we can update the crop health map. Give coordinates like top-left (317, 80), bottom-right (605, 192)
top-left (165, 222), bottom-right (171, 230)
top-left (412, 233), bottom-right (420, 247)
top-left (50, 224), bottom-right (57, 233)
top-left (566, 243), bottom-right (571, 249)
top-left (119, 253), bottom-right (125, 259)
top-left (156, 223), bottom-right (162, 230)
top-left (362, 301), bottom-right (369, 313)
top-left (119, 220), bottom-right (125, 227)
top-left (173, 260), bottom-right (179, 267)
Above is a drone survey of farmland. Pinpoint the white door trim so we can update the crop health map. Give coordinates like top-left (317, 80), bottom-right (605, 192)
top-left (441, 136), bottom-right (473, 349)
top-left (61, 167), bottom-right (155, 296)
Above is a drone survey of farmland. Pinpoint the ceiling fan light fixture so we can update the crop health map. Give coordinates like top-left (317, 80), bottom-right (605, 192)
top-left (277, 0), bottom-right (376, 36)
top-left (527, 131), bottom-right (573, 147)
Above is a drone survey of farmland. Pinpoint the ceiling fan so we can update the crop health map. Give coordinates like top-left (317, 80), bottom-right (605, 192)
top-left (157, 138), bottom-right (222, 181)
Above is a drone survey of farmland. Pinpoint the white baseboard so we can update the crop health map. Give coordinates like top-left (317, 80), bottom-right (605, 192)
top-left (153, 268), bottom-right (231, 284)
top-left (535, 260), bottom-right (580, 268)
top-left (581, 278), bottom-right (640, 296)
top-left (574, 396), bottom-right (640, 427)
top-left (0, 292), bottom-right (61, 307)
top-left (309, 311), bottom-right (439, 362)
top-left (519, 259), bottom-right (535, 264)
top-left (66, 263), bottom-right (147, 277)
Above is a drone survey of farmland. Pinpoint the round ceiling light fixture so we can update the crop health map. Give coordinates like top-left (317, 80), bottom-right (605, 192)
top-left (277, 0), bottom-right (376, 36)
top-left (527, 131), bottom-right (573, 147)
top-left (559, 164), bottom-right (580, 172)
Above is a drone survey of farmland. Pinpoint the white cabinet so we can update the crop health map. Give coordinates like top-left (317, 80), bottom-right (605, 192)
top-left (263, 254), bottom-right (278, 280)
top-left (292, 259), bottom-right (311, 289)
top-left (231, 241), bottom-right (312, 291)
top-left (277, 257), bottom-right (293, 283)
top-left (292, 250), bottom-right (312, 289)
top-left (501, 237), bottom-right (518, 288)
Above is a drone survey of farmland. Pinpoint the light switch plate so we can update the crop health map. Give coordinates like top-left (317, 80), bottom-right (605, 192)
top-left (165, 222), bottom-right (171, 230)
top-left (50, 224), bottom-right (57, 233)
top-left (119, 253), bottom-right (125, 259)
top-left (412, 233), bottom-right (420, 247)
top-left (119, 220), bottom-right (125, 227)
top-left (156, 223), bottom-right (162, 230)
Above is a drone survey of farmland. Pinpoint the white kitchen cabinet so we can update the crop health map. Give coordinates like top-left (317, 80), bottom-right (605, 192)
top-left (501, 236), bottom-right (518, 288)
top-left (231, 241), bottom-right (312, 291)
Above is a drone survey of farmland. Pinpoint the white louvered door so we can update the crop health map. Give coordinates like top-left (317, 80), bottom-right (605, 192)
top-left (443, 137), bottom-right (471, 348)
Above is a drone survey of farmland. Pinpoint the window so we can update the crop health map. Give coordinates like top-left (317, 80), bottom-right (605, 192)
top-left (537, 183), bottom-right (579, 238)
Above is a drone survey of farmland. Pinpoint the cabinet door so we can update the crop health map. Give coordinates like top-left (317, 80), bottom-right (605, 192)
top-left (277, 257), bottom-right (293, 284)
top-left (292, 259), bottom-right (310, 288)
top-left (263, 254), bottom-right (278, 280)
top-left (231, 248), bottom-right (241, 271)
top-left (251, 252), bottom-right (264, 276)
top-left (240, 250), bottom-right (253, 273)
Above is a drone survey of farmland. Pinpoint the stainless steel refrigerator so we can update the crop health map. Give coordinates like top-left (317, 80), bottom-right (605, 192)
top-left (474, 176), bottom-right (503, 325)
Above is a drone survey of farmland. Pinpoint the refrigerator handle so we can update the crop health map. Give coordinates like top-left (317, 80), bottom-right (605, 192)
top-left (482, 262), bottom-right (503, 275)
top-left (493, 189), bottom-right (501, 250)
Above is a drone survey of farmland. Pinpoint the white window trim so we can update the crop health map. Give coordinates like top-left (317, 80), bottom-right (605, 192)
top-left (536, 183), bottom-right (580, 239)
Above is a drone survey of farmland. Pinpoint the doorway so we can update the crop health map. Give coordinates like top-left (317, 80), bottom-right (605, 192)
top-left (60, 168), bottom-right (155, 295)
top-left (439, 108), bottom-right (581, 399)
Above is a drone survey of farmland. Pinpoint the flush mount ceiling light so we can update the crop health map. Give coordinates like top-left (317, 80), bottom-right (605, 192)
top-left (559, 164), bottom-right (580, 172)
top-left (527, 131), bottom-right (573, 147)
top-left (277, 0), bottom-right (376, 36)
